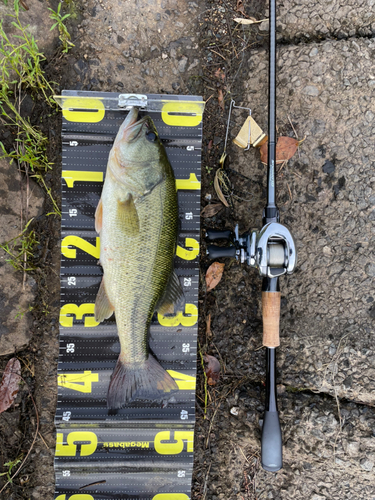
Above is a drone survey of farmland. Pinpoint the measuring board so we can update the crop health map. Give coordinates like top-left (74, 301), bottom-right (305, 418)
top-left (54, 91), bottom-right (204, 500)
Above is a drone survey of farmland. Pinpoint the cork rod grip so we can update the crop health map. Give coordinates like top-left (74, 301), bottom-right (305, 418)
top-left (262, 291), bottom-right (281, 347)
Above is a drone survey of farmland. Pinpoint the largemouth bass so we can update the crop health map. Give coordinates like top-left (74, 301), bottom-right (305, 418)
top-left (94, 107), bottom-right (183, 409)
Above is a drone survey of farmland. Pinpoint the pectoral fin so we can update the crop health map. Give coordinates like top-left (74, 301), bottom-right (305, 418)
top-left (95, 198), bottom-right (103, 233)
top-left (156, 270), bottom-right (185, 316)
top-left (118, 194), bottom-right (139, 235)
top-left (95, 278), bottom-right (115, 322)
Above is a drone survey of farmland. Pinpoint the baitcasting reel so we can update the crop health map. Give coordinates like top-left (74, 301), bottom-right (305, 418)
top-left (206, 222), bottom-right (297, 278)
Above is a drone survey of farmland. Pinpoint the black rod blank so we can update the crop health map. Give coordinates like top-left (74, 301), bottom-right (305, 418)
top-left (265, 0), bottom-right (278, 222)
top-left (261, 0), bottom-right (283, 472)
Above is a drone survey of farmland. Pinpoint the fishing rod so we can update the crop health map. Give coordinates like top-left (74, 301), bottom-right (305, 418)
top-left (206, 0), bottom-right (297, 471)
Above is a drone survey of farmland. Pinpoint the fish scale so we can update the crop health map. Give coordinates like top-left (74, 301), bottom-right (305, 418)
top-left (102, 177), bottom-right (177, 364)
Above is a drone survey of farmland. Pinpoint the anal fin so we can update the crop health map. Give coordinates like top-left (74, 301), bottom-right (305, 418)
top-left (95, 278), bottom-right (115, 322)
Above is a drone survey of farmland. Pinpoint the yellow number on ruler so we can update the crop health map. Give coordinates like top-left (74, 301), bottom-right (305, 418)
top-left (61, 236), bottom-right (100, 259)
top-left (56, 431), bottom-right (97, 456)
top-left (60, 304), bottom-right (99, 327)
top-left (57, 371), bottom-right (99, 393)
top-left (63, 171), bottom-right (199, 190)
top-left (154, 431), bottom-right (194, 455)
top-left (62, 234), bottom-right (198, 262)
top-left (153, 493), bottom-right (190, 500)
top-left (158, 303), bottom-right (198, 327)
top-left (62, 98), bottom-right (105, 123)
top-left (153, 496), bottom-right (189, 500)
top-left (167, 370), bottom-right (196, 390)
top-left (161, 101), bottom-right (202, 127)
top-left (62, 170), bottom-right (103, 188)
top-left (176, 173), bottom-right (200, 191)
top-left (55, 495), bottom-right (94, 500)
top-left (176, 238), bottom-right (199, 261)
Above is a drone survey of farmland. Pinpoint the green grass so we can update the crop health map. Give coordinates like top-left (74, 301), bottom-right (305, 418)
top-left (0, 0), bottom-right (73, 273)
top-left (0, 5), bottom-right (55, 101)
top-left (0, 218), bottom-right (38, 273)
top-left (0, 457), bottom-right (22, 484)
top-left (48, 3), bottom-right (74, 54)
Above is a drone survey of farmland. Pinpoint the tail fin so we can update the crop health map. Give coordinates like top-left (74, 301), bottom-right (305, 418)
top-left (107, 354), bottom-right (178, 409)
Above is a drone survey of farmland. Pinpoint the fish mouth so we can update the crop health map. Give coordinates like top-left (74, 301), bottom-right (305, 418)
top-left (121, 108), bottom-right (153, 143)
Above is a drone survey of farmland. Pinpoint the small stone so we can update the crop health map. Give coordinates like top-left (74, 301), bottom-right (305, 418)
top-left (188, 59), bottom-right (199, 71)
top-left (343, 375), bottom-right (352, 388)
top-left (303, 85), bottom-right (319, 96)
top-left (346, 441), bottom-right (359, 456)
top-left (365, 263), bottom-right (375, 277)
top-left (73, 59), bottom-right (88, 74)
top-left (161, 53), bottom-right (168, 59)
top-left (178, 56), bottom-right (188, 73)
top-left (309, 47), bottom-right (318, 56)
top-left (259, 20), bottom-right (269, 32)
top-left (322, 160), bottom-right (335, 174)
top-left (335, 457), bottom-right (345, 465)
top-left (329, 344), bottom-right (337, 356)
top-left (360, 459), bottom-right (374, 472)
top-left (230, 407), bottom-right (239, 416)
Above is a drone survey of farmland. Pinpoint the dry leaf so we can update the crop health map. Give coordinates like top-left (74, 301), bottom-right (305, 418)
top-left (206, 262), bottom-right (225, 292)
top-left (218, 89), bottom-right (224, 111)
top-left (214, 68), bottom-right (225, 81)
top-left (203, 354), bottom-right (221, 386)
top-left (206, 313), bottom-right (212, 337)
top-left (233, 17), bottom-right (267, 24)
top-left (214, 170), bottom-right (230, 207)
top-left (236, 0), bottom-right (246, 15)
top-left (0, 358), bottom-right (21, 414)
top-left (259, 136), bottom-right (299, 165)
top-left (201, 203), bottom-right (224, 218)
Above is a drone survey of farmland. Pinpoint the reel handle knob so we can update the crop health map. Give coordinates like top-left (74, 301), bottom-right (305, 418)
top-left (206, 245), bottom-right (237, 259)
top-left (205, 229), bottom-right (232, 241)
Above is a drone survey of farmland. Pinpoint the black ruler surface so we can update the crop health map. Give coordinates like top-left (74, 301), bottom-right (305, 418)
top-left (55, 91), bottom-right (203, 500)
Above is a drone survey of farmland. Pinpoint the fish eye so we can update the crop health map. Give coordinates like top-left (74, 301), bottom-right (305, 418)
top-left (146, 131), bottom-right (157, 142)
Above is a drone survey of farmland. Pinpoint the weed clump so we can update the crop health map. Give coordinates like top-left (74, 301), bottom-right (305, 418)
top-left (0, 0), bottom-right (72, 273)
